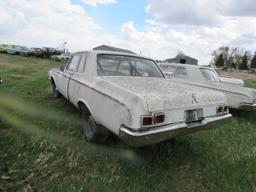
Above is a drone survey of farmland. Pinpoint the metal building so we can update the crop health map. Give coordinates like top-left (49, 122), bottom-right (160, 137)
top-left (166, 53), bottom-right (198, 65)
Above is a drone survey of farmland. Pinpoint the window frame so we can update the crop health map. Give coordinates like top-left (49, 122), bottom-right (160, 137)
top-left (200, 68), bottom-right (221, 82)
top-left (65, 54), bottom-right (82, 72)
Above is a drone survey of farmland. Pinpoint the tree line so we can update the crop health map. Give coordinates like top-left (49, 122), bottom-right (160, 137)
top-left (211, 46), bottom-right (256, 70)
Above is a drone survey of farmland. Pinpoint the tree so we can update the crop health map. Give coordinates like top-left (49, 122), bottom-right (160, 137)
top-left (215, 54), bottom-right (224, 67)
top-left (211, 46), bottom-right (251, 69)
top-left (251, 52), bottom-right (256, 69)
top-left (239, 51), bottom-right (250, 70)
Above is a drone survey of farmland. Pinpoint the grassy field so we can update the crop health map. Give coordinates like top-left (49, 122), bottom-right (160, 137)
top-left (0, 54), bottom-right (256, 192)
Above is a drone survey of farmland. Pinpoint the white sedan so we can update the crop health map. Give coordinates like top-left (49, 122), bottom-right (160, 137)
top-left (159, 63), bottom-right (256, 111)
top-left (48, 51), bottom-right (231, 147)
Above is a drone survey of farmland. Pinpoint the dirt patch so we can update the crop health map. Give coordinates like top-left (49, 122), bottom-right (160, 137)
top-left (0, 62), bottom-right (20, 69)
top-left (216, 70), bottom-right (256, 82)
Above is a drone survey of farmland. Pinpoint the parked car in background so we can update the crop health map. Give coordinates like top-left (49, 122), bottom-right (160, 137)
top-left (49, 50), bottom-right (231, 147)
top-left (51, 52), bottom-right (71, 61)
top-left (7, 46), bottom-right (29, 55)
top-left (159, 63), bottom-right (256, 111)
top-left (249, 68), bottom-right (256, 74)
top-left (36, 47), bottom-right (63, 58)
top-left (20, 47), bottom-right (41, 57)
top-left (0, 44), bottom-right (17, 53)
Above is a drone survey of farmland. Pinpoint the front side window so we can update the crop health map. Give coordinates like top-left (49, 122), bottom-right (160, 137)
top-left (97, 54), bottom-right (164, 78)
top-left (67, 55), bottom-right (80, 71)
top-left (200, 68), bottom-right (220, 81)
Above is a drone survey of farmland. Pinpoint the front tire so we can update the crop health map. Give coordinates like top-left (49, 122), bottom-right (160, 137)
top-left (82, 110), bottom-right (109, 144)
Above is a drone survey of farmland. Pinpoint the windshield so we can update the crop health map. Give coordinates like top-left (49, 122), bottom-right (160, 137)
top-left (200, 68), bottom-right (220, 81)
top-left (97, 54), bottom-right (164, 78)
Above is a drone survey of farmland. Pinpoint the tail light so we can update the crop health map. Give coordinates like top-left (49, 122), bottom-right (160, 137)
top-left (217, 106), bottom-right (223, 114)
top-left (141, 113), bottom-right (165, 128)
top-left (217, 105), bottom-right (229, 115)
top-left (223, 105), bottom-right (229, 113)
top-left (154, 113), bottom-right (165, 124)
top-left (141, 116), bottom-right (153, 127)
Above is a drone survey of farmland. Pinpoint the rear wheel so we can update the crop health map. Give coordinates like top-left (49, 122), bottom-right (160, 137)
top-left (81, 106), bottom-right (109, 144)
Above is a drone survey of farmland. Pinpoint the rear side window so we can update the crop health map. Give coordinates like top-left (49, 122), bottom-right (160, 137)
top-left (200, 68), bottom-right (220, 81)
top-left (67, 55), bottom-right (81, 71)
top-left (174, 67), bottom-right (188, 78)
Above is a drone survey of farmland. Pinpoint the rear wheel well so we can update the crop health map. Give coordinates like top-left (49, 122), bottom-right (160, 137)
top-left (78, 101), bottom-right (91, 118)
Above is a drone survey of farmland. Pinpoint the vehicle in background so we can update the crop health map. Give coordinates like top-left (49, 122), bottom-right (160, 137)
top-left (7, 46), bottom-right (29, 55)
top-left (159, 63), bottom-right (256, 111)
top-left (0, 44), bottom-right (17, 53)
top-left (20, 47), bottom-right (42, 57)
top-left (249, 68), bottom-right (256, 74)
top-left (36, 47), bottom-right (63, 58)
top-left (51, 52), bottom-right (71, 61)
top-left (49, 50), bottom-right (231, 147)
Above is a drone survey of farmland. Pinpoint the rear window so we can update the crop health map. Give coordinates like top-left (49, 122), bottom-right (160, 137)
top-left (159, 65), bottom-right (177, 75)
top-left (97, 54), bottom-right (164, 78)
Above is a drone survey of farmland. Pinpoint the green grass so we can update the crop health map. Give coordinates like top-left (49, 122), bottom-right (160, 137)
top-left (1, 54), bottom-right (256, 191)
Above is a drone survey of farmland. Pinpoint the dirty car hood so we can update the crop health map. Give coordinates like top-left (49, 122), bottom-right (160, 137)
top-left (98, 76), bottom-right (225, 111)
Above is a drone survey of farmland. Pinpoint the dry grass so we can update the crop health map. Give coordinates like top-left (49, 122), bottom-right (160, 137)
top-left (217, 70), bottom-right (256, 81)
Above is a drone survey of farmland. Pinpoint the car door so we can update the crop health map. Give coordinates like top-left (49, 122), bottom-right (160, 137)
top-left (56, 54), bottom-right (81, 99)
top-left (68, 52), bottom-right (87, 105)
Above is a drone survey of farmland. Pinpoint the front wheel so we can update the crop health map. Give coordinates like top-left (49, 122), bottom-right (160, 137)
top-left (82, 113), bottom-right (109, 144)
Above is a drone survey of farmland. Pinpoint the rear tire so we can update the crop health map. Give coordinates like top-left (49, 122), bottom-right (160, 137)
top-left (81, 107), bottom-right (109, 144)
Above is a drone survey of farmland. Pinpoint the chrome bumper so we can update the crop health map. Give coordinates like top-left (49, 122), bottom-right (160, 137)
top-left (119, 114), bottom-right (232, 147)
top-left (239, 103), bottom-right (256, 111)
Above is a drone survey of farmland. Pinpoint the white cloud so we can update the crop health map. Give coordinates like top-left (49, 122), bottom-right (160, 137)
top-left (117, 16), bottom-right (256, 65)
top-left (81, 0), bottom-right (117, 7)
top-left (146, 0), bottom-right (256, 26)
top-left (137, 0), bottom-right (256, 64)
top-left (146, 0), bottom-right (220, 26)
top-left (0, 0), bottom-right (103, 51)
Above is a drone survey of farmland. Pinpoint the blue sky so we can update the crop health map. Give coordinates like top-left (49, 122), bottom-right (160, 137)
top-left (72, 0), bottom-right (149, 34)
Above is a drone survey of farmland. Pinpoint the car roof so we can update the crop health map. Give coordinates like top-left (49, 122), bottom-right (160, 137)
top-left (73, 50), bottom-right (155, 61)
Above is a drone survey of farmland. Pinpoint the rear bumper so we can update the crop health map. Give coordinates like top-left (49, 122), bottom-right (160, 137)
top-left (239, 103), bottom-right (256, 111)
top-left (119, 114), bottom-right (232, 147)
